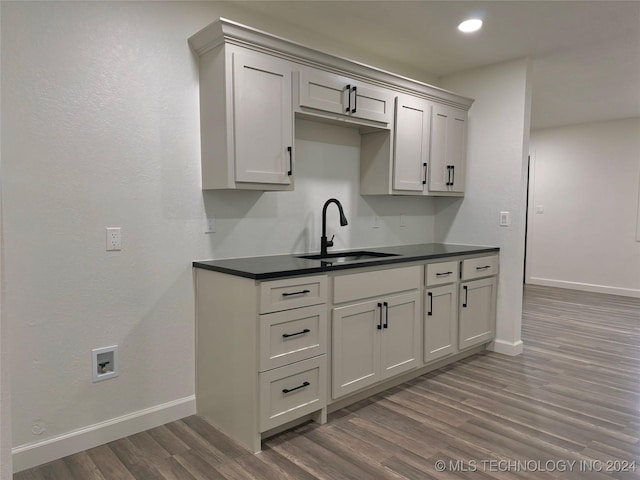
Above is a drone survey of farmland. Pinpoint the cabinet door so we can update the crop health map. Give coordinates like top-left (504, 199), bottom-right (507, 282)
top-left (350, 84), bottom-right (394, 124)
top-left (233, 51), bottom-right (293, 185)
top-left (380, 291), bottom-right (420, 380)
top-left (428, 104), bottom-right (467, 193)
top-left (332, 301), bottom-right (381, 399)
top-left (448, 110), bottom-right (467, 192)
top-left (298, 69), bottom-right (393, 124)
top-left (459, 277), bottom-right (497, 350)
top-left (393, 96), bottom-right (431, 192)
top-left (298, 69), bottom-right (350, 115)
top-left (424, 284), bottom-right (457, 363)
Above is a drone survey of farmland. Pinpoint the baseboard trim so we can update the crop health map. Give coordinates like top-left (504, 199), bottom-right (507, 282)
top-left (488, 339), bottom-right (524, 356)
top-left (528, 277), bottom-right (640, 298)
top-left (12, 395), bottom-right (196, 473)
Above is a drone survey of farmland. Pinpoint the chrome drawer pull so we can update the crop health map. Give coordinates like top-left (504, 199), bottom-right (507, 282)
top-left (282, 381), bottom-right (310, 394)
top-left (282, 328), bottom-right (310, 338)
top-left (436, 271), bottom-right (453, 277)
top-left (282, 289), bottom-right (310, 297)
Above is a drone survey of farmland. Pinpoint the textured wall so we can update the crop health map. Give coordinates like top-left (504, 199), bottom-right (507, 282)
top-left (436, 59), bottom-right (532, 354)
top-left (1, 0), bottom-right (438, 458)
top-left (0, 2), bottom-right (13, 475)
top-left (527, 118), bottom-right (640, 296)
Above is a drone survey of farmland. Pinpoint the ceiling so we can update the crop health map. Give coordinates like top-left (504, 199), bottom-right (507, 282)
top-left (229, 0), bottom-right (640, 130)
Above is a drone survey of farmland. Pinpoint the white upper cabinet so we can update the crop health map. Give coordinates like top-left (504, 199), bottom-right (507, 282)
top-left (189, 19), bottom-right (473, 193)
top-left (362, 96), bottom-right (468, 197)
top-left (392, 95), bottom-right (432, 192)
top-left (429, 104), bottom-right (467, 193)
top-left (233, 52), bottom-right (293, 185)
top-left (189, 41), bottom-right (294, 190)
top-left (298, 69), bottom-right (394, 125)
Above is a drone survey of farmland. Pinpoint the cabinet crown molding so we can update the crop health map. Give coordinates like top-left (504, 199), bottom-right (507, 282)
top-left (188, 18), bottom-right (474, 110)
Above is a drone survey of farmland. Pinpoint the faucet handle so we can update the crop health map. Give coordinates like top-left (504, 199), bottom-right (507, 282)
top-left (327, 235), bottom-right (335, 247)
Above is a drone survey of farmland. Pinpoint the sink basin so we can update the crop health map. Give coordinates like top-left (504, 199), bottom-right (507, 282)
top-left (298, 250), bottom-right (399, 264)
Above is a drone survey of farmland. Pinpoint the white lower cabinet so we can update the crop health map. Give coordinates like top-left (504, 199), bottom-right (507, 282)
top-left (332, 290), bottom-right (420, 399)
top-left (424, 254), bottom-right (498, 361)
top-left (259, 355), bottom-right (326, 432)
top-left (195, 270), bottom-right (328, 453)
top-left (459, 276), bottom-right (497, 350)
top-left (195, 252), bottom-right (497, 453)
top-left (424, 284), bottom-right (458, 363)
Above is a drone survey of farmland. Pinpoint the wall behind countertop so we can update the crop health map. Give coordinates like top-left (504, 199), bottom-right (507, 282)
top-left (205, 119), bottom-right (437, 259)
top-left (1, 0), bottom-right (439, 467)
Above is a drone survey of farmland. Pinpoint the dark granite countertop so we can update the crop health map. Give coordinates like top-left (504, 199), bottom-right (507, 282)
top-left (193, 243), bottom-right (499, 280)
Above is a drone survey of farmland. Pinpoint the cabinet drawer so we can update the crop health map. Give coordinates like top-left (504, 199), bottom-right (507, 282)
top-left (461, 255), bottom-right (499, 280)
top-left (259, 305), bottom-right (327, 372)
top-left (259, 355), bottom-right (326, 432)
top-left (425, 261), bottom-right (459, 286)
top-left (333, 266), bottom-right (421, 304)
top-left (260, 275), bottom-right (327, 314)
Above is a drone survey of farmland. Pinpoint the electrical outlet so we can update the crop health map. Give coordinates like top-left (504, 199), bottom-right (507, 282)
top-left (499, 211), bottom-right (510, 227)
top-left (92, 345), bottom-right (119, 382)
top-left (400, 214), bottom-right (406, 227)
top-left (106, 227), bottom-right (121, 251)
top-left (372, 216), bottom-right (380, 229)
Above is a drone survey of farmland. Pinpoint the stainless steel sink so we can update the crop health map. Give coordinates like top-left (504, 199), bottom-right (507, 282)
top-left (297, 250), bottom-right (398, 264)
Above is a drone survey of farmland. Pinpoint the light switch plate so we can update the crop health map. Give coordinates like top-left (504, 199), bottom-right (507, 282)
top-left (205, 217), bottom-right (216, 234)
top-left (499, 211), bottom-right (510, 227)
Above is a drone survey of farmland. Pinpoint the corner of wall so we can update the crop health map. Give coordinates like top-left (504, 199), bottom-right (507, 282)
top-left (0, 1), bottom-right (14, 474)
top-left (435, 57), bottom-right (532, 351)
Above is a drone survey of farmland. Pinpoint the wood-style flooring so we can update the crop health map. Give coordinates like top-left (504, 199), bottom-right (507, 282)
top-left (15, 285), bottom-right (640, 479)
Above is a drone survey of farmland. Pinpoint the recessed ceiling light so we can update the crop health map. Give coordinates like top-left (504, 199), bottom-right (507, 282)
top-left (458, 19), bottom-right (483, 33)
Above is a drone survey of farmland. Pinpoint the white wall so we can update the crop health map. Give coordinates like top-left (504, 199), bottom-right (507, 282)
top-left (436, 58), bottom-right (532, 356)
top-left (527, 118), bottom-right (640, 297)
top-left (0, 190), bottom-right (9, 480)
top-left (0, 185), bottom-right (10, 480)
top-left (0, 3), bottom-right (13, 476)
top-left (1, 1), bottom-right (438, 471)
